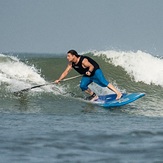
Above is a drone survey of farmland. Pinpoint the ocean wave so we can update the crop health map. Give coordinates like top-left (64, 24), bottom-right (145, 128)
top-left (0, 52), bottom-right (163, 116)
top-left (0, 53), bottom-right (46, 92)
top-left (93, 50), bottom-right (163, 87)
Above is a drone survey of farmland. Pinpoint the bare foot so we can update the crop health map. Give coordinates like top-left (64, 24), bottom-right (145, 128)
top-left (90, 95), bottom-right (99, 102)
top-left (116, 93), bottom-right (122, 100)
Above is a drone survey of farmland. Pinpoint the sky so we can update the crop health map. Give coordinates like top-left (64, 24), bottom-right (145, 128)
top-left (0, 0), bottom-right (163, 56)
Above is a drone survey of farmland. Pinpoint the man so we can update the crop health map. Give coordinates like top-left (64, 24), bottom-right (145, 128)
top-left (55, 50), bottom-right (122, 101)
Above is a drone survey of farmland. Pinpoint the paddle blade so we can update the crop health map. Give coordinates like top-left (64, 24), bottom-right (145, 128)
top-left (13, 83), bottom-right (48, 95)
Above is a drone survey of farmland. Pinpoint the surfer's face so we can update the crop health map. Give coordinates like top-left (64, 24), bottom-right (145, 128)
top-left (67, 53), bottom-right (74, 62)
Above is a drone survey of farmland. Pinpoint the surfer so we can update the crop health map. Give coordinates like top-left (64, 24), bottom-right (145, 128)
top-left (55, 50), bottom-right (122, 101)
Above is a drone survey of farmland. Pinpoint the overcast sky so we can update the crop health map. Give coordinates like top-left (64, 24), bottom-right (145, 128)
top-left (0, 0), bottom-right (163, 56)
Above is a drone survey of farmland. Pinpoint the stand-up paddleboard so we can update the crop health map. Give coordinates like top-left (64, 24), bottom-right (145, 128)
top-left (90, 93), bottom-right (145, 108)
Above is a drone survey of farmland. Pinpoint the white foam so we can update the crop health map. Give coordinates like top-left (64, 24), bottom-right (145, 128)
top-left (94, 50), bottom-right (163, 87)
top-left (0, 54), bottom-right (46, 91)
top-left (0, 54), bottom-right (72, 94)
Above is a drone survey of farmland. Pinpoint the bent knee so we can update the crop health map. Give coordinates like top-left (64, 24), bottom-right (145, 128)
top-left (80, 83), bottom-right (88, 91)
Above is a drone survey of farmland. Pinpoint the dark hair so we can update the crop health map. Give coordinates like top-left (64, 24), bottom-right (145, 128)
top-left (67, 50), bottom-right (80, 57)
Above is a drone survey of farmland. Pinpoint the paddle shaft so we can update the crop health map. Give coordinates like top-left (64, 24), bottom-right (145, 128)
top-left (14, 74), bottom-right (82, 93)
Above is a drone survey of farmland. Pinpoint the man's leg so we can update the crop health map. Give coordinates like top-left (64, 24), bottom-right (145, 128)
top-left (107, 83), bottom-right (122, 100)
top-left (84, 87), bottom-right (93, 95)
top-left (85, 88), bottom-right (98, 101)
top-left (80, 76), bottom-right (98, 101)
top-left (93, 69), bottom-right (122, 100)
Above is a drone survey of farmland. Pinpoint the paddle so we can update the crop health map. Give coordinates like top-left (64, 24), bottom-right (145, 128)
top-left (14, 74), bottom-right (82, 95)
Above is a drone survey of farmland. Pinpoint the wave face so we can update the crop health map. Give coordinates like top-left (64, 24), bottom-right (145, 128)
top-left (0, 51), bottom-right (163, 116)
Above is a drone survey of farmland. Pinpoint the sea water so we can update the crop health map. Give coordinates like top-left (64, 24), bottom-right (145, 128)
top-left (0, 51), bottom-right (163, 162)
